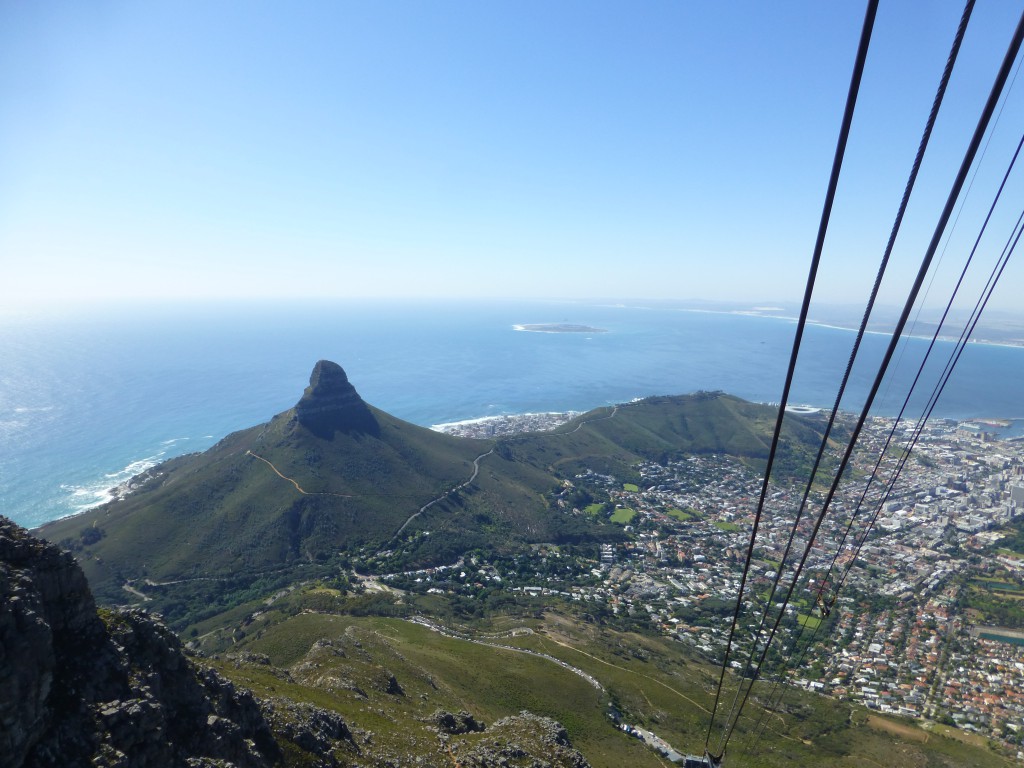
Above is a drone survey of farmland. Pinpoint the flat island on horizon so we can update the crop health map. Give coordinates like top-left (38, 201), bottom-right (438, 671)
top-left (513, 323), bottom-right (607, 333)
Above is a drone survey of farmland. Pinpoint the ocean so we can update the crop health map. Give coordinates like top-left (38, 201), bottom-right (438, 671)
top-left (3, 299), bottom-right (1023, 529)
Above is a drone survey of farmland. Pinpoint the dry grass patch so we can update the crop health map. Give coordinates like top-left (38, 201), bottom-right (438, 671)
top-left (867, 715), bottom-right (929, 743)
top-left (930, 722), bottom-right (993, 749)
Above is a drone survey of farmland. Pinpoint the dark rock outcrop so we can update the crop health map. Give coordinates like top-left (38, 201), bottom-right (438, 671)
top-left (450, 711), bottom-right (591, 768)
top-left (0, 517), bottom-right (280, 768)
top-left (294, 360), bottom-right (379, 439)
top-left (429, 710), bottom-right (485, 735)
top-left (0, 516), bottom-right (104, 767)
top-left (260, 698), bottom-right (358, 766)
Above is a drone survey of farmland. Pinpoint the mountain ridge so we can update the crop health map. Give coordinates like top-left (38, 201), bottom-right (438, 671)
top-left (39, 362), bottom-right (824, 626)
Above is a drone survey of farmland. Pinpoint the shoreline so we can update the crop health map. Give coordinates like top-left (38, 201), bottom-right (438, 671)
top-left (512, 323), bottom-right (608, 334)
top-left (689, 308), bottom-right (1024, 350)
top-left (431, 411), bottom-right (582, 438)
top-left (591, 303), bottom-right (1024, 350)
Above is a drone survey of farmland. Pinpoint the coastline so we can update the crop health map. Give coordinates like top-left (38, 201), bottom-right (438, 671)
top-left (11, 299), bottom-right (1024, 530)
top-left (431, 411), bottom-right (581, 438)
top-left (512, 323), bottom-right (607, 334)
top-left (590, 302), bottom-right (1024, 349)
top-left (693, 308), bottom-right (1024, 350)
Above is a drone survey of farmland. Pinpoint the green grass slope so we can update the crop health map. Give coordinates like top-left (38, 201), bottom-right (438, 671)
top-left (205, 600), bottom-right (1012, 768)
top-left (40, 405), bottom-right (491, 599)
top-left (38, 383), bottom-right (825, 618)
top-left (504, 392), bottom-right (826, 481)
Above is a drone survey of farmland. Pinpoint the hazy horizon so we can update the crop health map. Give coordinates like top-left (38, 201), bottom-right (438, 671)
top-left (3, 3), bottom-right (1024, 314)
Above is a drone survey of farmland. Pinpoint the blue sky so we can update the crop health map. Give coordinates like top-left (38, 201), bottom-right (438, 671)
top-left (2, 2), bottom-right (1023, 312)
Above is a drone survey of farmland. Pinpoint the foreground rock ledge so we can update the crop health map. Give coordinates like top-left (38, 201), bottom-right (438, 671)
top-left (0, 516), bottom-right (279, 768)
top-left (1, 516), bottom-right (593, 768)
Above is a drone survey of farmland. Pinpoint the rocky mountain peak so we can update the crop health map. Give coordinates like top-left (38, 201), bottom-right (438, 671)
top-left (294, 360), bottom-right (379, 438)
top-left (306, 359), bottom-right (349, 392)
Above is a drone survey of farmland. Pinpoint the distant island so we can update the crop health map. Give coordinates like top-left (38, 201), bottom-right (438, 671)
top-left (513, 323), bottom-right (607, 333)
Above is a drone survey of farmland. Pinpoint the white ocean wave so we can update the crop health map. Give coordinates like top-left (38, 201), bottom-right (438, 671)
top-left (61, 451), bottom-right (172, 516)
top-left (103, 454), bottom-right (164, 480)
top-left (72, 490), bottom-right (115, 513)
top-left (58, 432), bottom-right (216, 517)
top-left (59, 482), bottom-right (116, 514)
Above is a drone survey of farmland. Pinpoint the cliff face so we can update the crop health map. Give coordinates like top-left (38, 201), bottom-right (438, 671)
top-left (294, 360), bottom-right (379, 439)
top-left (0, 516), bottom-right (102, 767)
top-left (0, 517), bottom-right (279, 768)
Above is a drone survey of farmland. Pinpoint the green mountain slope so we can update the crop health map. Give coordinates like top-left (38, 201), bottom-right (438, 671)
top-left (201, 597), bottom-right (1013, 768)
top-left (39, 362), bottom-right (824, 620)
top-left (6, 507), bottom-right (1010, 768)
top-left (504, 392), bottom-right (826, 480)
top-left (40, 363), bottom-right (511, 599)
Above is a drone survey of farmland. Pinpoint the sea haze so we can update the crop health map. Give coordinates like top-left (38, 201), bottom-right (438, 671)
top-left (2, 299), bottom-right (1022, 529)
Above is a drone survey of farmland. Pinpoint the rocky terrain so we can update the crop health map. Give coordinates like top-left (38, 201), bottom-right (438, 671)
top-left (294, 360), bottom-right (381, 438)
top-left (446, 712), bottom-right (592, 768)
top-left (0, 515), bottom-right (282, 768)
top-left (1, 516), bottom-right (592, 767)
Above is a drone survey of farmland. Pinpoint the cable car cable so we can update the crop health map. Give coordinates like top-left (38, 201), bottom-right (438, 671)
top-left (747, 191), bottom-right (1024, 753)
top-left (703, 0), bottom-right (881, 757)
top-left (817, 128), bottom-right (1024, 616)
top-left (740, 0), bottom-right (981, 742)
top-left (828, 198), bottom-right (1024, 609)
top-left (713, 11), bottom-right (1024, 754)
top-left (725, 0), bottom-right (977, 733)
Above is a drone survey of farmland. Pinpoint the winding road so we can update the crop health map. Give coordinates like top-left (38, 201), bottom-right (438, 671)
top-left (393, 449), bottom-right (494, 538)
top-left (393, 404), bottom-right (627, 539)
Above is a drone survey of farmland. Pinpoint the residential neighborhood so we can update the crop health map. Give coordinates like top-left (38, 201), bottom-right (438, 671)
top-left (413, 412), bottom-right (1024, 757)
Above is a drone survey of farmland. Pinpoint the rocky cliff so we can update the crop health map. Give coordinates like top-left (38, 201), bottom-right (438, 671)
top-left (0, 516), bottom-right (280, 768)
top-left (294, 360), bottom-right (380, 438)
